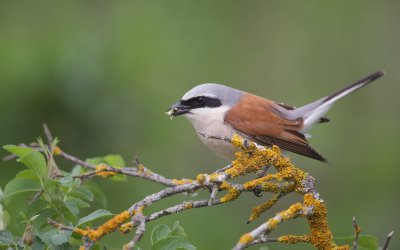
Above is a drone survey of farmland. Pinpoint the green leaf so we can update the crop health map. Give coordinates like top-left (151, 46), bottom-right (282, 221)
top-left (31, 208), bottom-right (57, 229)
top-left (151, 224), bottom-right (171, 244)
top-left (170, 221), bottom-right (187, 237)
top-left (104, 154), bottom-right (127, 181)
top-left (31, 236), bottom-right (46, 250)
top-left (20, 200), bottom-right (48, 220)
top-left (69, 186), bottom-right (94, 203)
top-left (0, 230), bottom-right (14, 246)
top-left (3, 146), bottom-right (48, 179)
top-left (151, 236), bottom-right (196, 250)
top-left (65, 197), bottom-right (90, 216)
top-left (82, 182), bottom-right (107, 207)
top-left (58, 173), bottom-right (73, 184)
top-left (103, 154), bottom-right (125, 167)
top-left (86, 157), bottom-right (103, 165)
top-left (2, 177), bottom-right (41, 205)
top-left (19, 151), bottom-right (48, 179)
top-left (15, 169), bottom-right (40, 181)
top-left (37, 229), bottom-right (72, 247)
top-left (76, 209), bottom-right (113, 227)
top-left (335, 235), bottom-right (379, 250)
top-left (51, 199), bottom-right (77, 223)
top-left (3, 145), bottom-right (33, 158)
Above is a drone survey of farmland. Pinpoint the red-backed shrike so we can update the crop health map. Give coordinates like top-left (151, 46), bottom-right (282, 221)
top-left (166, 71), bottom-right (384, 162)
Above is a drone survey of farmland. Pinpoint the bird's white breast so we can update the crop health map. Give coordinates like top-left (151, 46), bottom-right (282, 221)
top-left (184, 106), bottom-right (237, 160)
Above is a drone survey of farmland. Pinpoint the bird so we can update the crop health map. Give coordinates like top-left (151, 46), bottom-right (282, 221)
top-left (166, 70), bottom-right (384, 162)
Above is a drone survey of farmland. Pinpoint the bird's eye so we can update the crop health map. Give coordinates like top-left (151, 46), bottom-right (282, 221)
top-left (196, 97), bottom-right (206, 105)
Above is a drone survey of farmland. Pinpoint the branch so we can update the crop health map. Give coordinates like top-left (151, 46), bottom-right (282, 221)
top-left (32, 128), bottom-right (373, 250)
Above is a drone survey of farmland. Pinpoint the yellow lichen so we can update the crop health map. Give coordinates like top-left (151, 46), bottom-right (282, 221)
top-left (183, 201), bottom-right (193, 209)
top-left (303, 193), bottom-right (337, 250)
top-left (172, 178), bottom-right (194, 185)
top-left (95, 164), bottom-right (116, 178)
top-left (196, 174), bottom-right (207, 184)
top-left (265, 202), bottom-right (303, 231)
top-left (278, 234), bottom-right (310, 244)
top-left (267, 217), bottom-right (279, 230)
top-left (231, 134), bottom-right (245, 148)
top-left (136, 162), bottom-right (145, 173)
top-left (248, 194), bottom-right (281, 223)
top-left (53, 146), bottom-right (62, 155)
top-left (119, 222), bottom-right (133, 235)
top-left (228, 135), bottom-right (350, 249)
top-left (219, 182), bottom-right (240, 203)
top-left (238, 233), bottom-right (254, 245)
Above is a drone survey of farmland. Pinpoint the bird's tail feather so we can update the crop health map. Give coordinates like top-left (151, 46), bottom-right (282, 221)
top-left (295, 70), bottom-right (384, 132)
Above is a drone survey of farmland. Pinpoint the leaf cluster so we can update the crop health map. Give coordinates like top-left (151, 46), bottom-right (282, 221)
top-left (0, 141), bottom-right (116, 249)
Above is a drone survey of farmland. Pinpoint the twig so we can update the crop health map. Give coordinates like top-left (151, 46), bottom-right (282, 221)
top-left (213, 164), bottom-right (233, 174)
top-left (352, 216), bottom-right (361, 250)
top-left (47, 218), bottom-right (74, 232)
top-left (247, 237), bottom-right (279, 246)
top-left (382, 231), bottom-right (394, 250)
top-left (208, 186), bottom-right (219, 206)
top-left (232, 203), bottom-right (306, 250)
top-left (146, 200), bottom-right (211, 221)
top-left (57, 150), bottom-right (96, 169)
top-left (124, 213), bottom-right (146, 250)
top-left (43, 123), bottom-right (54, 147)
top-left (29, 190), bottom-right (44, 205)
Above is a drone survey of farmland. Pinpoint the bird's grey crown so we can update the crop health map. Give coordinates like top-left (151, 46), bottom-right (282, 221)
top-left (182, 83), bottom-right (243, 107)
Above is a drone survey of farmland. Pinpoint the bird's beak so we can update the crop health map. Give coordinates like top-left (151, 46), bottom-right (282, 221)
top-left (165, 101), bottom-right (190, 118)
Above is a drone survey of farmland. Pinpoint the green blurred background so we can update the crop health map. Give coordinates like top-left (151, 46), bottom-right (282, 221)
top-left (1, 1), bottom-right (399, 249)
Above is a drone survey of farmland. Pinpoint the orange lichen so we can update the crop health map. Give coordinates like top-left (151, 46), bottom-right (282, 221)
top-left (238, 233), bottom-right (254, 245)
top-left (74, 210), bottom-right (131, 241)
top-left (95, 164), bottom-right (116, 178)
top-left (53, 146), bottom-right (62, 155)
top-left (79, 246), bottom-right (85, 250)
top-left (219, 182), bottom-right (240, 203)
top-left (278, 234), bottom-right (310, 244)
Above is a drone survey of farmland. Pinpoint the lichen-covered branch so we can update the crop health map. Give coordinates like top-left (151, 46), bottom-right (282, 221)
top-left (8, 125), bottom-right (357, 249)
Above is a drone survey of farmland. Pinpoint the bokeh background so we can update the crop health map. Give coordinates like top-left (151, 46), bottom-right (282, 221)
top-left (1, 1), bottom-right (399, 249)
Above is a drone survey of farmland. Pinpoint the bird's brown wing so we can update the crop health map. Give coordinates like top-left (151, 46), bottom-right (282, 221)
top-left (224, 93), bottom-right (327, 162)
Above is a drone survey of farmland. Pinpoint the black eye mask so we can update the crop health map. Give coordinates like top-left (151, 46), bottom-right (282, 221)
top-left (180, 96), bottom-right (222, 109)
